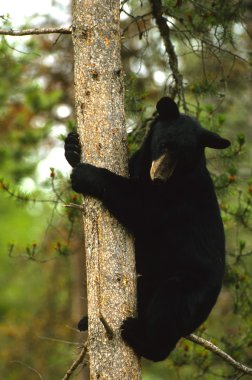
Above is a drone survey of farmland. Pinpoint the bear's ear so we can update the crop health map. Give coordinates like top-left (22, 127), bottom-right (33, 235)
top-left (156, 97), bottom-right (180, 120)
top-left (201, 129), bottom-right (230, 149)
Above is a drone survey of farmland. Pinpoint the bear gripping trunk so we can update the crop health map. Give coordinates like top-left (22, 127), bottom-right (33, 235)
top-left (71, 1), bottom-right (140, 378)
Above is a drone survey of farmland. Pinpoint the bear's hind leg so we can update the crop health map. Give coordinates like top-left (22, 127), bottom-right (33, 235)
top-left (121, 278), bottom-right (189, 361)
top-left (121, 315), bottom-right (178, 362)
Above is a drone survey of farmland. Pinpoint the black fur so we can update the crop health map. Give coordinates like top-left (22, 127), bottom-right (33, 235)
top-left (64, 97), bottom-right (230, 361)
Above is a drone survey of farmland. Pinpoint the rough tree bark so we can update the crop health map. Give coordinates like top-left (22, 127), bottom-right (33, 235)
top-left (71, 1), bottom-right (141, 378)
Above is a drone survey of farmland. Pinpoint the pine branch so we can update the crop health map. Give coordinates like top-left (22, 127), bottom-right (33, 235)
top-left (150, 0), bottom-right (188, 112)
top-left (186, 334), bottom-right (252, 376)
top-left (0, 178), bottom-right (60, 204)
top-left (0, 27), bottom-right (71, 36)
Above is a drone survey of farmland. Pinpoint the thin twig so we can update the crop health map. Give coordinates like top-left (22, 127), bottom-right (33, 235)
top-left (38, 335), bottom-right (80, 346)
top-left (100, 315), bottom-right (114, 340)
top-left (186, 334), bottom-right (252, 376)
top-left (0, 27), bottom-right (71, 36)
top-left (64, 203), bottom-right (84, 212)
top-left (10, 361), bottom-right (43, 380)
top-left (61, 343), bottom-right (88, 380)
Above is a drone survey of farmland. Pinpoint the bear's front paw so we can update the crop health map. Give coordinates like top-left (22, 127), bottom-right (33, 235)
top-left (70, 163), bottom-right (105, 197)
top-left (64, 131), bottom-right (81, 168)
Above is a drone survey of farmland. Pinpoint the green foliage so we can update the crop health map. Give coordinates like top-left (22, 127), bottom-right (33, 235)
top-left (25, 85), bottom-right (62, 113)
top-left (164, 0), bottom-right (243, 42)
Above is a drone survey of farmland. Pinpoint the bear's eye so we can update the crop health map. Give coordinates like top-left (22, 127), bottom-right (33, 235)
top-left (160, 142), bottom-right (167, 149)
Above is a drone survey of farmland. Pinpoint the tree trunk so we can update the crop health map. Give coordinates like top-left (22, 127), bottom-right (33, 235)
top-left (71, 1), bottom-right (141, 378)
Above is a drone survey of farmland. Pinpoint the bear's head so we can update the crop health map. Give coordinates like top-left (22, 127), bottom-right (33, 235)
top-left (149, 97), bottom-right (230, 182)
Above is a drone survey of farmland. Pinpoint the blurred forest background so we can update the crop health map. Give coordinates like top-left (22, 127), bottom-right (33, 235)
top-left (0, 0), bottom-right (252, 379)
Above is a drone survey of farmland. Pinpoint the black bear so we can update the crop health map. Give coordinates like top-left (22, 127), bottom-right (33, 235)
top-left (64, 97), bottom-right (230, 362)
